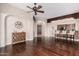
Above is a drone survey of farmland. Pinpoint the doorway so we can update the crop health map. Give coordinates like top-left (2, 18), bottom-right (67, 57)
top-left (37, 25), bottom-right (42, 36)
top-left (37, 25), bottom-right (42, 43)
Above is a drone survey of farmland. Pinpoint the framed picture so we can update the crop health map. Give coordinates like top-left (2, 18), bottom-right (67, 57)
top-left (15, 21), bottom-right (23, 29)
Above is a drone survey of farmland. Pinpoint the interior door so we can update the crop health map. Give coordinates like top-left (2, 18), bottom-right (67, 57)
top-left (37, 25), bottom-right (42, 36)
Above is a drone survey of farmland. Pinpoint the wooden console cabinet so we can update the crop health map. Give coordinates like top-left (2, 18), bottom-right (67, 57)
top-left (12, 32), bottom-right (26, 44)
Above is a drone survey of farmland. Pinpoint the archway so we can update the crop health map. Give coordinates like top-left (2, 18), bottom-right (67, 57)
top-left (4, 15), bottom-right (15, 46)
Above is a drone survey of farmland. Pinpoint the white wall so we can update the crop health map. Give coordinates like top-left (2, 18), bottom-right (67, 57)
top-left (0, 13), bottom-right (6, 47)
top-left (0, 4), bottom-right (33, 47)
top-left (0, 13), bottom-right (1, 46)
top-left (75, 18), bottom-right (79, 30)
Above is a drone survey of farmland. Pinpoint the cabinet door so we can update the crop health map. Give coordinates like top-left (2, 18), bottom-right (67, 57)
top-left (12, 32), bottom-right (26, 44)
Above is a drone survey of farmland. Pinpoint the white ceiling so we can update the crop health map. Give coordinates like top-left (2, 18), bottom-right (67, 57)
top-left (9, 3), bottom-right (79, 19)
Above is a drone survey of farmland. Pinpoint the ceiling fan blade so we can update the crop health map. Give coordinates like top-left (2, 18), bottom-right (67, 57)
top-left (37, 10), bottom-right (44, 13)
top-left (37, 5), bottom-right (42, 9)
top-left (27, 11), bottom-right (33, 13)
top-left (27, 6), bottom-right (33, 9)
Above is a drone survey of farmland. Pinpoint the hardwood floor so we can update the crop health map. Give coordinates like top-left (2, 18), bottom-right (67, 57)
top-left (0, 37), bottom-right (79, 56)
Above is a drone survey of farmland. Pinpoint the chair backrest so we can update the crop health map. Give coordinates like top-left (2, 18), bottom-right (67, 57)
top-left (55, 30), bottom-right (60, 34)
top-left (61, 31), bottom-right (66, 34)
top-left (68, 30), bottom-right (75, 35)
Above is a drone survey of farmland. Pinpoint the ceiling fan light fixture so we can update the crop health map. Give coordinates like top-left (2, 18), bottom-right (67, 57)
top-left (34, 3), bottom-right (37, 5)
top-left (27, 3), bottom-right (44, 15)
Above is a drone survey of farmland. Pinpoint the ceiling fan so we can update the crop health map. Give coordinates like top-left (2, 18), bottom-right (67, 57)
top-left (27, 3), bottom-right (44, 21)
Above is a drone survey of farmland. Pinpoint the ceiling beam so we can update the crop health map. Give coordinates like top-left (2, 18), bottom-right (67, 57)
top-left (47, 12), bottom-right (79, 23)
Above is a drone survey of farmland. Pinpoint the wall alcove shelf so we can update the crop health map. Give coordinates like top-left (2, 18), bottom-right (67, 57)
top-left (12, 32), bottom-right (26, 44)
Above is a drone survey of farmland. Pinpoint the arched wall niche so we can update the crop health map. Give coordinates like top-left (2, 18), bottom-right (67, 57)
top-left (3, 14), bottom-right (27, 46)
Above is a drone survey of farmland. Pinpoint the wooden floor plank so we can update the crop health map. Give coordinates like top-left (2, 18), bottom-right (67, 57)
top-left (0, 37), bottom-right (79, 56)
